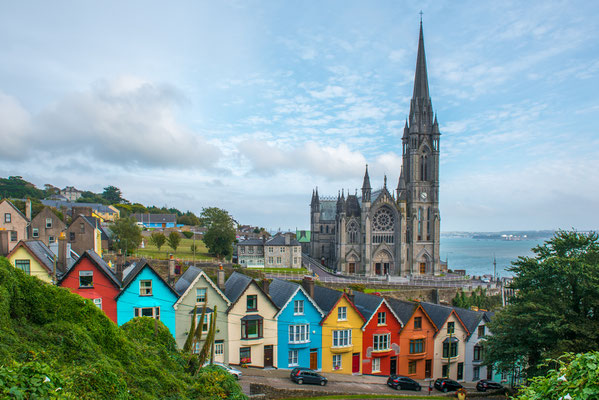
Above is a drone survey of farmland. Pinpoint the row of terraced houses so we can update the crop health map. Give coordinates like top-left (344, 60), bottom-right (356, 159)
top-left (6, 238), bottom-right (501, 384)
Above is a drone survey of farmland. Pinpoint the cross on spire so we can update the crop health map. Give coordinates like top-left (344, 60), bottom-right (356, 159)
top-left (419, 10), bottom-right (423, 22)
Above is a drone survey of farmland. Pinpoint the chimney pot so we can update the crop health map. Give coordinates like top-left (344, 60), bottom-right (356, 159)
top-left (57, 232), bottom-right (68, 274)
top-left (217, 267), bottom-right (226, 291)
top-left (302, 276), bottom-right (315, 298)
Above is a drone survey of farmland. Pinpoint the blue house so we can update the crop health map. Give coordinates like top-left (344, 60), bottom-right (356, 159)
top-left (268, 277), bottom-right (324, 370)
top-left (132, 213), bottom-right (178, 229)
top-left (116, 259), bottom-right (178, 337)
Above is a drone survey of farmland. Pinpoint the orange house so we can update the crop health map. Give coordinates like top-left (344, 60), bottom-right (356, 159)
top-left (388, 299), bottom-right (437, 380)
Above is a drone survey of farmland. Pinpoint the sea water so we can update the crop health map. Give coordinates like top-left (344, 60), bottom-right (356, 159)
top-left (440, 236), bottom-right (551, 278)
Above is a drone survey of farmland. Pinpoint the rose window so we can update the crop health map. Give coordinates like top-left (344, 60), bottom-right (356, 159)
top-left (373, 208), bottom-right (394, 231)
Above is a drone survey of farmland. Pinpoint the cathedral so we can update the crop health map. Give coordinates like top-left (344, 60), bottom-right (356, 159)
top-left (309, 22), bottom-right (441, 277)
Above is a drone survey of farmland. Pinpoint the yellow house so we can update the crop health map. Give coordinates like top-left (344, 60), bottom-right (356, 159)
top-left (313, 286), bottom-right (365, 374)
top-left (7, 240), bottom-right (57, 283)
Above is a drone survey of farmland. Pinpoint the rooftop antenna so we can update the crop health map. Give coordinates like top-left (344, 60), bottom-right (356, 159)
top-left (493, 254), bottom-right (497, 281)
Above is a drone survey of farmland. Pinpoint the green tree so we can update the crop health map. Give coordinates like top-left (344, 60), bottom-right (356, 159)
top-left (201, 207), bottom-right (236, 260)
top-left (111, 216), bottom-right (142, 254)
top-left (485, 231), bottom-right (599, 378)
top-left (102, 185), bottom-right (126, 204)
top-left (150, 231), bottom-right (166, 251)
top-left (167, 232), bottom-right (181, 253)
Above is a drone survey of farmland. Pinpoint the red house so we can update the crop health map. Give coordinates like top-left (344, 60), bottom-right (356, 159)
top-left (353, 292), bottom-right (403, 376)
top-left (58, 250), bottom-right (121, 323)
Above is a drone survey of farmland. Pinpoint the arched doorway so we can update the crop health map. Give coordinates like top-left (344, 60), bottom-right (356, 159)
top-left (373, 250), bottom-right (393, 276)
top-left (418, 253), bottom-right (430, 275)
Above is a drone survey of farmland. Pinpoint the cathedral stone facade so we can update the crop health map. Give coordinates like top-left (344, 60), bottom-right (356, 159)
top-left (309, 23), bottom-right (441, 277)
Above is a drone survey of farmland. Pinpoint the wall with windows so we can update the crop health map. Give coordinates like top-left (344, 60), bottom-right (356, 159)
top-left (226, 282), bottom-right (278, 368)
top-left (361, 302), bottom-right (402, 376)
top-left (264, 244), bottom-right (302, 269)
top-left (116, 266), bottom-right (177, 337)
top-left (174, 272), bottom-right (229, 362)
top-left (8, 246), bottom-right (53, 283)
top-left (276, 288), bottom-right (323, 370)
top-left (396, 305), bottom-right (436, 380)
top-left (0, 200), bottom-right (28, 253)
top-left (321, 295), bottom-right (364, 374)
top-left (30, 207), bottom-right (65, 247)
top-left (432, 312), bottom-right (468, 381)
top-left (464, 319), bottom-right (490, 382)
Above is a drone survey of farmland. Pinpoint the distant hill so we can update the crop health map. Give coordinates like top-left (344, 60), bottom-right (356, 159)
top-left (442, 230), bottom-right (556, 239)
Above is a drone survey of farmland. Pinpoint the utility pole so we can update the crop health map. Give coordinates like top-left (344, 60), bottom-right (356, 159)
top-left (493, 254), bottom-right (497, 281)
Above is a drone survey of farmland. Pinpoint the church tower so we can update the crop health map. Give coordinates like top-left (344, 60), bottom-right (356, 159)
top-left (398, 20), bottom-right (441, 275)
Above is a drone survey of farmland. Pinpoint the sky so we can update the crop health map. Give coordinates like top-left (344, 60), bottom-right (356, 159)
top-left (0, 0), bottom-right (598, 232)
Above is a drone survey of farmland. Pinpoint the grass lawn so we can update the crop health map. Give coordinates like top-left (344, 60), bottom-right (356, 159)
top-left (363, 288), bottom-right (399, 294)
top-left (135, 238), bottom-right (215, 260)
top-left (259, 267), bottom-right (310, 274)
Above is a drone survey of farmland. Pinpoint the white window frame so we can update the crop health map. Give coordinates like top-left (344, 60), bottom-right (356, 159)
top-left (288, 350), bottom-right (299, 366)
top-left (372, 357), bottom-right (381, 372)
top-left (338, 306), bottom-right (347, 321)
top-left (46, 218), bottom-right (52, 228)
top-left (4, 213), bottom-right (11, 223)
top-left (276, 256), bottom-right (281, 264)
top-left (215, 342), bottom-right (224, 355)
top-left (333, 354), bottom-right (342, 370)
top-left (293, 300), bottom-right (304, 315)
top-left (288, 324), bottom-right (310, 344)
top-left (139, 280), bottom-right (152, 296)
top-left (268, 247), bottom-right (273, 253)
top-left (196, 287), bottom-right (207, 304)
top-left (373, 333), bottom-right (390, 351)
top-left (377, 311), bottom-right (386, 325)
top-left (196, 313), bottom-right (211, 333)
top-left (32, 228), bottom-right (39, 237)
top-left (93, 298), bottom-right (102, 310)
top-left (79, 270), bottom-right (93, 288)
top-left (332, 329), bottom-right (352, 347)
top-left (135, 306), bottom-right (160, 320)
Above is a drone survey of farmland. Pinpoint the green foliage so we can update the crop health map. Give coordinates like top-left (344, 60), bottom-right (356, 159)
top-left (111, 216), bottom-right (143, 254)
top-left (77, 191), bottom-right (109, 205)
top-left (485, 231), bottom-right (599, 377)
top-left (177, 211), bottom-right (201, 227)
top-left (182, 231), bottom-right (194, 239)
top-left (102, 186), bottom-right (127, 204)
top-left (201, 207), bottom-right (236, 260)
top-left (514, 352), bottom-right (599, 400)
top-left (167, 232), bottom-right (182, 252)
top-left (191, 365), bottom-right (246, 400)
top-left (0, 176), bottom-right (45, 200)
top-left (0, 257), bottom-right (247, 400)
top-left (348, 283), bottom-right (366, 292)
top-left (452, 287), bottom-right (502, 311)
top-left (150, 232), bottom-right (167, 251)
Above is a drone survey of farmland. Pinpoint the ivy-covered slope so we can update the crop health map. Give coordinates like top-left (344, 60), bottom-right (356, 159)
top-left (0, 257), bottom-right (246, 400)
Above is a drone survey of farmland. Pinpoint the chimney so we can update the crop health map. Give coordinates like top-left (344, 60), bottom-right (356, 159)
top-left (217, 264), bottom-right (226, 291)
top-left (0, 231), bottom-right (9, 257)
top-left (261, 278), bottom-right (270, 293)
top-left (57, 232), bottom-right (68, 274)
top-left (347, 288), bottom-right (355, 304)
top-left (25, 198), bottom-right (32, 221)
top-left (168, 254), bottom-right (175, 280)
top-left (285, 234), bottom-right (290, 245)
top-left (302, 276), bottom-right (315, 298)
top-left (72, 206), bottom-right (92, 217)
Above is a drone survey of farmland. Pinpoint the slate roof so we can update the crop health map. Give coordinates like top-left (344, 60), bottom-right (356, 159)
top-left (265, 234), bottom-right (300, 246)
top-left (132, 213), bottom-right (177, 224)
top-left (454, 306), bottom-right (485, 337)
top-left (386, 298), bottom-right (418, 325)
top-left (312, 285), bottom-right (344, 313)
top-left (116, 259), bottom-right (178, 300)
top-left (81, 216), bottom-right (109, 240)
top-left (238, 238), bottom-right (264, 246)
top-left (268, 278), bottom-right (300, 309)
top-left (174, 266), bottom-right (202, 295)
top-left (352, 291), bottom-right (383, 322)
top-left (20, 240), bottom-right (56, 273)
top-left (40, 200), bottom-right (117, 214)
top-left (420, 301), bottom-right (454, 331)
top-left (224, 271), bottom-right (253, 304)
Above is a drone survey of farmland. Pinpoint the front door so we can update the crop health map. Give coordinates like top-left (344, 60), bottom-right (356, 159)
top-left (457, 362), bottom-right (464, 380)
top-left (264, 345), bottom-right (273, 368)
top-left (375, 263), bottom-right (382, 275)
top-left (384, 262), bottom-right (390, 275)
top-left (352, 353), bottom-right (360, 373)
top-left (310, 349), bottom-right (318, 370)
top-left (425, 359), bottom-right (432, 378)
top-left (390, 357), bottom-right (397, 375)
top-left (349, 262), bottom-right (355, 274)
top-left (420, 263), bottom-right (426, 274)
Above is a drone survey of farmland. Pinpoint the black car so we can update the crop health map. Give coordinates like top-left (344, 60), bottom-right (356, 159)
top-left (290, 368), bottom-right (328, 386)
top-left (434, 378), bottom-right (463, 393)
top-left (476, 379), bottom-right (504, 392)
top-left (386, 375), bottom-right (422, 391)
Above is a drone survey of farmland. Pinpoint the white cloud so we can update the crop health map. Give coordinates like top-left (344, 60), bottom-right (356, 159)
top-left (0, 92), bottom-right (31, 159)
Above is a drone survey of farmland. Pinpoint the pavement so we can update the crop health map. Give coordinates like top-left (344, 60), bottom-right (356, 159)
top-left (238, 367), bottom-right (494, 398)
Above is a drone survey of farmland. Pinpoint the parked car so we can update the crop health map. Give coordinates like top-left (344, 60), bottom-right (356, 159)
top-left (202, 362), bottom-right (242, 379)
top-left (434, 378), bottom-right (463, 393)
top-left (290, 368), bottom-right (327, 386)
top-left (476, 379), bottom-right (503, 392)
top-left (386, 375), bottom-right (422, 391)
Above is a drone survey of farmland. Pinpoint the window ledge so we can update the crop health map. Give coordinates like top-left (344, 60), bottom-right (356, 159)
top-left (79, 286), bottom-right (94, 289)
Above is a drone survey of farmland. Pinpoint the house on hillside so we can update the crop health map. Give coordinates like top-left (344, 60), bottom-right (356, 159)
top-left (313, 286), bottom-right (365, 374)
top-left (268, 277), bottom-right (324, 370)
top-left (7, 239), bottom-right (75, 283)
top-left (353, 292), bottom-right (403, 376)
top-left (237, 238), bottom-right (265, 268)
top-left (225, 272), bottom-right (279, 368)
top-left (421, 302), bottom-right (470, 381)
top-left (0, 199), bottom-right (29, 254)
top-left (58, 250), bottom-right (121, 323)
top-left (264, 233), bottom-right (301, 268)
top-left (60, 186), bottom-right (83, 201)
top-left (132, 213), bottom-right (177, 229)
top-left (173, 266), bottom-right (231, 362)
top-left (40, 200), bottom-right (120, 221)
top-left (388, 298), bottom-right (437, 380)
top-left (116, 259), bottom-right (178, 337)
top-left (30, 207), bottom-right (66, 246)
top-left (66, 215), bottom-right (109, 257)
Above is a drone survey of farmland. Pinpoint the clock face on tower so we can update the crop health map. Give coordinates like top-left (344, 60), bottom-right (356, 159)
top-left (420, 192), bottom-right (428, 200)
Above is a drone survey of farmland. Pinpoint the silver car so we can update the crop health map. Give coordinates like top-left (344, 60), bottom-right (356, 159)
top-left (202, 362), bottom-right (242, 379)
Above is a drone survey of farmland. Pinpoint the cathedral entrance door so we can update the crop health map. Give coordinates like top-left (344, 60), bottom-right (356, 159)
top-left (420, 263), bottom-right (426, 274)
top-left (383, 263), bottom-right (390, 275)
top-left (349, 263), bottom-right (355, 274)
top-left (375, 263), bottom-right (382, 275)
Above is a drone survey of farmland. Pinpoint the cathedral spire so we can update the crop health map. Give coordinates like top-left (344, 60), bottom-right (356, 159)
top-left (412, 20), bottom-right (430, 101)
top-left (361, 164), bottom-right (371, 203)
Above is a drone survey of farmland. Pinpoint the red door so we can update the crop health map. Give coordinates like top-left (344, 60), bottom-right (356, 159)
top-left (352, 353), bottom-right (360, 373)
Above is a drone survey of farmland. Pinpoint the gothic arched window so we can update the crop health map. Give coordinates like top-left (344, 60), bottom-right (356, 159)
top-left (427, 208), bottom-right (431, 241)
top-left (347, 221), bottom-right (358, 244)
top-left (372, 207), bottom-right (395, 244)
top-left (418, 207), bottom-right (423, 241)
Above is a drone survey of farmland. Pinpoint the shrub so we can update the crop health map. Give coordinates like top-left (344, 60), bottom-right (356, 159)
top-left (182, 231), bottom-right (194, 239)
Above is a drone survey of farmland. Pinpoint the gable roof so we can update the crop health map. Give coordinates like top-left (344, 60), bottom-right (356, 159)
top-left (58, 250), bottom-right (121, 288)
top-left (0, 199), bottom-right (28, 221)
top-left (352, 291), bottom-right (403, 330)
top-left (8, 240), bottom-right (55, 275)
top-left (40, 200), bottom-right (118, 214)
top-left (115, 259), bottom-right (178, 300)
top-left (265, 234), bottom-right (300, 246)
top-left (224, 271), bottom-right (279, 313)
top-left (238, 238), bottom-right (264, 246)
top-left (420, 302), bottom-right (470, 336)
top-left (312, 286), bottom-right (365, 324)
top-left (454, 306), bottom-right (485, 339)
top-left (268, 278), bottom-right (324, 318)
top-left (173, 266), bottom-right (230, 310)
top-left (132, 213), bottom-right (177, 224)
top-left (31, 207), bottom-right (65, 227)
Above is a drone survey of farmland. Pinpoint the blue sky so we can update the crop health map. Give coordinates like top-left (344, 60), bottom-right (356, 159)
top-left (1, 1), bottom-right (598, 232)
